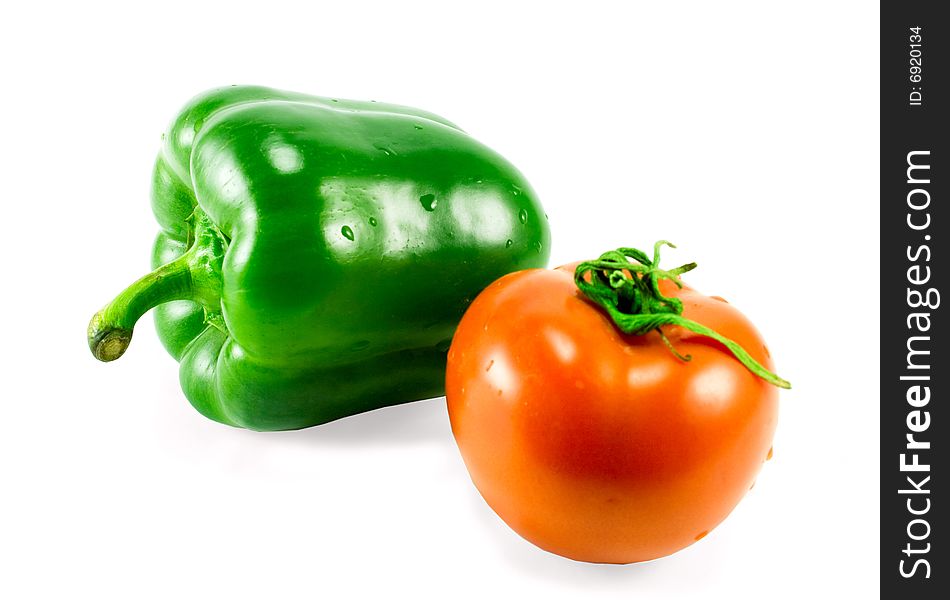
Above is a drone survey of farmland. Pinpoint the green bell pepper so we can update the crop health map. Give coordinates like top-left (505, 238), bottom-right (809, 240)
top-left (88, 86), bottom-right (550, 431)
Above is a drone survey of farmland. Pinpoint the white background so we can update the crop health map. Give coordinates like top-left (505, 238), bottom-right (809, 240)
top-left (1, 1), bottom-right (879, 598)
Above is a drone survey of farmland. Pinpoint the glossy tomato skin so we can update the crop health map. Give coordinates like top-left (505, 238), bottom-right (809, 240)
top-left (445, 263), bottom-right (779, 564)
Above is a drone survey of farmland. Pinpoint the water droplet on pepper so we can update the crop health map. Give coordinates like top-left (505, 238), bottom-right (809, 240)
top-left (420, 194), bottom-right (438, 211)
top-left (341, 226), bottom-right (355, 241)
top-left (373, 143), bottom-right (396, 156)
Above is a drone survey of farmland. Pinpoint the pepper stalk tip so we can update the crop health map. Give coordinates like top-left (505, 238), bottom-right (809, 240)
top-left (88, 311), bottom-right (132, 362)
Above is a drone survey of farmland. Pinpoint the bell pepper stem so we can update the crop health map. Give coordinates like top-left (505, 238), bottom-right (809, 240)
top-left (88, 250), bottom-right (197, 361)
top-left (88, 208), bottom-right (226, 362)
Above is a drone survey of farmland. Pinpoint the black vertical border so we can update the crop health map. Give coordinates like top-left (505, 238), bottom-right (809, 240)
top-left (881, 1), bottom-right (945, 596)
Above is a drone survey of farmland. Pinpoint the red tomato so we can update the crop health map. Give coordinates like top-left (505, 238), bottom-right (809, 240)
top-left (445, 262), bottom-right (779, 564)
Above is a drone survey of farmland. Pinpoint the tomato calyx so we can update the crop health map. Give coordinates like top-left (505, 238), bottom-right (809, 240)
top-left (574, 241), bottom-right (791, 389)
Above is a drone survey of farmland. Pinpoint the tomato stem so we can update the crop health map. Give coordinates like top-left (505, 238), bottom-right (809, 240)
top-left (573, 241), bottom-right (791, 389)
